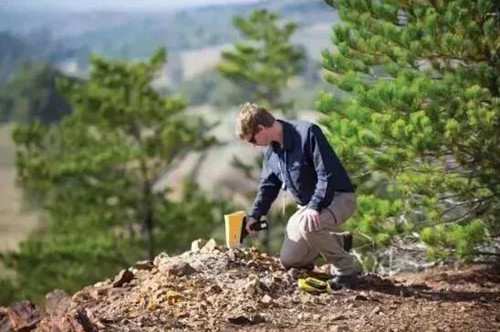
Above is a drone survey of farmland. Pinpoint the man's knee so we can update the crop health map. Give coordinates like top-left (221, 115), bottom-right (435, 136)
top-left (279, 248), bottom-right (296, 269)
top-left (280, 256), bottom-right (304, 269)
top-left (279, 248), bottom-right (308, 269)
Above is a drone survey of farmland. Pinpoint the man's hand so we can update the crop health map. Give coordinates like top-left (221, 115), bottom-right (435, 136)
top-left (245, 217), bottom-right (258, 236)
top-left (300, 208), bottom-right (321, 232)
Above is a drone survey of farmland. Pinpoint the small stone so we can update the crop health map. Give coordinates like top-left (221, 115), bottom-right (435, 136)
top-left (191, 239), bottom-right (208, 252)
top-left (134, 260), bottom-right (155, 270)
top-left (173, 310), bottom-right (189, 319)
top-left (245, 274), bottom-right (260, 296)
top-left (328, 314), bottom-right (346, 321)
top-left (166, 290), bottom-right (182, 304)
top-left (261, 294), bottom-right (272, 304)
top-left (147, 300), bottom-right (160, 311)
top-left (208, 284), bottom-right (223, 294)
top-left (201, 238), bottom-right (218, 252)
top-left (96, 287), bottom-right (109, 296)
top-left (159, 261), bottom-right (196, 277)
top-left (112, 269), bottom-right (134, 288)
top-left (330, 324), bottom-right (350, 332)
top-left (153, 252), bottom-right (170, 266)
top-left (227, 314), bottom-right (264, 326)
top-left (353, 294), bottom-right (368, 301)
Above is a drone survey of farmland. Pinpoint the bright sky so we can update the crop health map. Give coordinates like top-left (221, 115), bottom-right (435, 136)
top-left (1, 0), bottom-right (260, 12)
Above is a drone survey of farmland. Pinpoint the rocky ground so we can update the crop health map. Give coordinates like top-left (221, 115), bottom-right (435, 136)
top-left (1, 239), bottom-right (499, 332)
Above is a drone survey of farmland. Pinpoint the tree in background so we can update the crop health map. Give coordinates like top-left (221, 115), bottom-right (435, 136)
top-left (319, 0), bottom-right (499, 269)
top-left (0, 62), bottom-right (72, 124)
top-left (3, 48), bottom-right (227, 302)
top-left (218, 8), bottom-right (304, 114)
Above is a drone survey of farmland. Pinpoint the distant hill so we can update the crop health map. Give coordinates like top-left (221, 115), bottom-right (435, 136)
top-left (0, 0), bottom-right (338, 79)
top-left (0, 32), bottom-right (29, 83)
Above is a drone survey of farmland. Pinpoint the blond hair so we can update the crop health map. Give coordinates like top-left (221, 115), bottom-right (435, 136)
top-left (236, 103), bottom-right (275, 140)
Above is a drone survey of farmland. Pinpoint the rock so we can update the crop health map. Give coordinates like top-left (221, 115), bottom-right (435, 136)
top-left (330, 324), bottom-right (350, 332)
top-left (260, 276), bottom-right (278, 291)
top-left (298, 312), bottom-right (312, 320)
top-left (286, 268), bottom-right (301, 280)
top-left (226, 314), bottom-right (264, 326)
top-left (35, 309), bottom-right (98, 332)
top-left (0, 315), bottom-right (11, 332)
top-left (208, 284), bottom-right (223, 294)
top-left (44, 289), bottom-right (71, 315)
top-left (191, 239), bottom-right (208, 252)
top-left (328, 313), bottom-right (346, 322)
top-left (71, 290), bottom-right (94, 303)
top-left (261, 294), bottom-right (272, 304)
top-left (147, 300), bottom-right (160, 311)
top-left (75, 308), bottom-right (99, 332)
top-left (1, 301), bottom-right (41, 331)
top-left (166, 290), bottom-right (183, 304)
top-left (159, 261), bottom-right (196, 277)
top-left (90, 286), bottom-right (111, 299)
top-left (173, 310), bottom-right (189, 319)
top-left (112, 269), bottom-right (134, 288)
top-left (153, 252), bottom-right (170, 266)
top-left (244, 274), bottom-right (260, 296)
top-left (36, 315), bottom-right (86, 332)
top-left (134, 260), bottom-right (155, 271)
top-left (201, 238), bottom-right (217, 252)
top-left (350, 294), bottom-right (368, 301)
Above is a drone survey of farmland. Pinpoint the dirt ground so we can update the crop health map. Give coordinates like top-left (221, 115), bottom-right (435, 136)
top-left (2, 244), bottom-right (497, 332)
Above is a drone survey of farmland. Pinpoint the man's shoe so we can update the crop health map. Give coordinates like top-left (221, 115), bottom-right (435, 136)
top-left (327, 273), bottom-right (358, 291)
top-left (342, 232), bottom-right (353, 252)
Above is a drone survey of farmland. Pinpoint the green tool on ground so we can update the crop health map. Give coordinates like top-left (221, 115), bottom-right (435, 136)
top-left (298, 277), bottom-right (330, 293)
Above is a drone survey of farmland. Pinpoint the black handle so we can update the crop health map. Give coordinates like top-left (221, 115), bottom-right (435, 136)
top-left (240, 216), bottom-right (269, 243)
top-left (249, 219), bottom-right (269, 231)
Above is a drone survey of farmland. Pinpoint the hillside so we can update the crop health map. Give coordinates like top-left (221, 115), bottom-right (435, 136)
top-left (0, 0), bottom-right (337, 81)
top-left (1, 241), bottom-right (498, 331)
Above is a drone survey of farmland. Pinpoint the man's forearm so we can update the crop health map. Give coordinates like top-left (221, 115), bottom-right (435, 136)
top-left (250, 184), bottom-right (280, 219)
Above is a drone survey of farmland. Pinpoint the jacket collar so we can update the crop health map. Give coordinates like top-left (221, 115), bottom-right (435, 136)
top-left (271, 120), bottom-right (293, 152)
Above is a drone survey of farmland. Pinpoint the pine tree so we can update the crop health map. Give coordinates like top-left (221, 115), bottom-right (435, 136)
top-left (319, 0), bottom-right (499, 266)
top-left (217, 8), bottom-right (304, 114)
top-left (0, 62), bottom-right (72, 123)
top-left (4, 48), bottom-right (226, 301)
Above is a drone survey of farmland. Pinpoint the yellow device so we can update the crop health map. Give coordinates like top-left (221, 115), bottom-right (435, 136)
top-left (224, 211), bottom-right (269, 248)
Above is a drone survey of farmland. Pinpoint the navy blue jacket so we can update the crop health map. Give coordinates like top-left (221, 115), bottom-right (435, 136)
top-left (249, 119), bottom-right (354, 220)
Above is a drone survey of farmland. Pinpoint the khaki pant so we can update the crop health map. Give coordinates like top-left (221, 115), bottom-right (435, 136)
top-left (280, 192), bottom-right (357, 276)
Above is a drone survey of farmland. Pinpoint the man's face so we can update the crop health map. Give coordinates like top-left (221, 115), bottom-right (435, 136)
top-left (246, 125), bottom-right (270, 147)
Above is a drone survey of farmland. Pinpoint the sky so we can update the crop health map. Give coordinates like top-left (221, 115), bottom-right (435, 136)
top-left (1, 0), bottom-right (261, 12)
